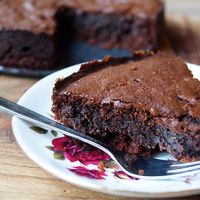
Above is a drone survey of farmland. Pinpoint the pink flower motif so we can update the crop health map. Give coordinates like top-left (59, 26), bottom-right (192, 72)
top-left (52, 135), bottom-right (110, 165)
top-left (114, 171), bottom-right (139, 180)
top-left (75, 149), bottom-right (110, 165)
top-left (52, 136), bottom-right (68, 151)
top-left (69, 166), bottom-right (106, 180)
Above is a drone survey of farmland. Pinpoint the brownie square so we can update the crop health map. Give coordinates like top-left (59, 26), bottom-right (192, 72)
top-left (52, 51), bottom-right (200, 162)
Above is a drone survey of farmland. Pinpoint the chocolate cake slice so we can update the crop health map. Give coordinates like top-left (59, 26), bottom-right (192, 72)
top-left (52, 51), bottom-right (200, 162)
top-left (0, 0), bottom-right (164, 71)
top-left (56, 0), bottom-right (164, 55)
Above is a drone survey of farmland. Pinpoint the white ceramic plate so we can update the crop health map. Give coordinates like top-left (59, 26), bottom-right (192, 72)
top-left (12, 63), bottom-right (200, 198)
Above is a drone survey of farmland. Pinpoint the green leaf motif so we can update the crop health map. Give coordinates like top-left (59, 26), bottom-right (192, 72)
top-left (30, 126), bottom-right (48, 134)
top-left (54, 151), bottom-right (65, 160)
top-left (51, 130), bottom-right (58, 137)
top-left (46, 146), bottom-right (54, 151)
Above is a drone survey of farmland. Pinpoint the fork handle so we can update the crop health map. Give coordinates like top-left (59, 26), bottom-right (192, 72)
top-left (0, 96), bottom-right (111, 154)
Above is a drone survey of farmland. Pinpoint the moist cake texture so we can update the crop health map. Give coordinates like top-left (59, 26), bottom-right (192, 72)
top-left (52, 52), bottom-right (200, 162)
top-left (0, 0), bottom-right (164, 70)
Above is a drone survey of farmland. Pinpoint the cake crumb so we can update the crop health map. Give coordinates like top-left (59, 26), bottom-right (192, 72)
top-left (139, 169), bottom-right (145, 175)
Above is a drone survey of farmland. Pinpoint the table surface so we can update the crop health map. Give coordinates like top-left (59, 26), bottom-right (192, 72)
top-left (1, 1), bottom-right (200, 199)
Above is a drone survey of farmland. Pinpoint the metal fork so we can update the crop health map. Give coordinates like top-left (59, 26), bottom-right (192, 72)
top-left (0, 96), bottom-right (200, 179)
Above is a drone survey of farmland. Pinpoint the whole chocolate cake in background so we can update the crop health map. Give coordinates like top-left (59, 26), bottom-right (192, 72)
top-left (52, 51), bottom-right (200, 163)
top-left (0, 0), bottom-right (164, 71)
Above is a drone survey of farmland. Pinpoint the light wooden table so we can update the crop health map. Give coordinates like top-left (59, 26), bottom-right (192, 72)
top-left (1, 1), bottom-right (200, 199)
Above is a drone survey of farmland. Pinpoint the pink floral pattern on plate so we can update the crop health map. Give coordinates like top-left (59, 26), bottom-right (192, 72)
top-left (30, 126), bottom-right (139, 180)
top-left (49, 134), bottom-right (138, 180)
top-left (52, 135), bottom-right (110, 165)
top-left (69, 166), bottom-right (107, 180)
